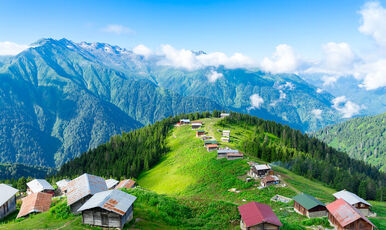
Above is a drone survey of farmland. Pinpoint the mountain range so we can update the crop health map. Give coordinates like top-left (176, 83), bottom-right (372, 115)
top-left (0, 38), bottom-right (379, 168)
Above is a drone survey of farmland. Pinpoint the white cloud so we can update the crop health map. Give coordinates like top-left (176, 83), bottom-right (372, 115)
top-left (355, 59), bottom-right (386, 90)
top-left (321, 75), bottom-right (338, 86)
top-left (332, 96), bottom-right (362, 118)
top-left (322, 42), bottom-right (356, 72)
top-left (206, 70), bottom-right (223, 82)
top-left (0, 41), bottom-right (29, 56)
top-left (260, 44), bottom-right (300, 73)
top-left (359, 1), bottom-right (386, 47)
top-left (102, 24), bottom-right (134, 35)
top-left (249, 94), bottom-right (264, 109)
top-left (133, 44), bottom-right (152, 57)
top-left (316, 88), bottom-right (324, 93)
top-left (311, 109), bottom-right (323, 119)
top-left (157, 44), bottom-right (255, 70)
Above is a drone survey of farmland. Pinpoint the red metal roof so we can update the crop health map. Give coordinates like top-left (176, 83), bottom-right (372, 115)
top-left (17, 192), bottom-right (52, 218)
top-left (115, 179), bottom-right (136, 189)
top-left (206, 144), bottom-right (218, 148)
top-left (326, 198), bottom-right (376, 228)
top-left (238, 202), bottom-right (282, 227)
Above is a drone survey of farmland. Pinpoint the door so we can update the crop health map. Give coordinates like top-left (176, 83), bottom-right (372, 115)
top-left (101, 213), bottom-right (108, 226)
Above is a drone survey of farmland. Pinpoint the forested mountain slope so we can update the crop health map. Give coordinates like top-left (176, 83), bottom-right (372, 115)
top-left (314, 112), bottom-right (386, 172)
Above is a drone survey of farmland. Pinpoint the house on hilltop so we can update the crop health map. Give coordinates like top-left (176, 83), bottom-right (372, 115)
top-left (67, 173), bottom-right (107, 214)
top-left (78, 189), bottom-right (137, 229)
top-left (191, 121), bottom-right (203, 129)
top-left (196, 130), bottom-right (205, 137)
top-left (106, 179), bottom-right (119, 190)
top-left (238, 202), bottom-right (282, 230)
top-left (204, 140), bottom-right (218, 147)
top-left (326, 198), bottom-right (376, 230)
top-left (56, 179), bottom-right (70, 196)
top-left (217, 149), bottom-right (239, 159)
top-left (220, 113), bottom-right (230, 118)
top-left (0, 184), bottom-right (18, 219)
top-left (248, 164), bottom-right (272, 178)
top-left (292, 193), bottom-right (327, 218)
top-left (226, 152), bottom-right (243, 160)
top-left (27, 179), bottom-right (55, 195)
top-left (180, 119), bottom-right (190, 125)
top-left (221, 137), bottom-right (230, 142)
top-left (206, 144), bottom-right (218, 152)
top-left (222, 130), bottom-right (230, 137)
top-left (115, 179), bottom-right (136, 189)
top-left (17, 192), bottom-right (52, 218)
top-left (260, 175), bottom-right (280, 187)
top-left (333, 190), bottom-right (373, 216)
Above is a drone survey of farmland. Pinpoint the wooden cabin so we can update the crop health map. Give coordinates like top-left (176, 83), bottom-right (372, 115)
top-left (17, 192), bottom-right (52, 218)
top-left (248, 164), bottom-right (271, 178)
top-left (0, 184), bottom-right (18, 219)
top-left (196, 130), bottom-right (205, 137)
top-left (292, 193), bottom-right (327, 218)
top-left (220, 113), bottom-right (230, 118)
top-left (222, 130), bottom-right (230, 137)
top-left (260, 175), bottom-right (280, 187)
top-left (204, 140), bottom-right (218, 147)
top-left (78, 190), bottom-right (137, 229)
top-left (217, 149), bottom-right (239, 159)
top-left (238, 202), bottom-right (282, 230)
top-left (180, 119), bottom-right (190, 125)
top-left (333, 190), bottom-right (372, 216)
top-left (226, 153), bottom-right (243, 160)
top-left (326, 198), bottom-right (376, 230)
top-left (56, 179), bottom-right (70, 196)
top-left (27, 179), bottom-right (55, 195)
top-left (67, 173), bottom-right (107, 214)
top-left (116, 179), bottom-right (136, 189)
top-left (191, 121), bottom-right (203, 130)
top-left (221, 137), bottom-right (230, 142)
top-left (206, 144), bottom-right (218, 152)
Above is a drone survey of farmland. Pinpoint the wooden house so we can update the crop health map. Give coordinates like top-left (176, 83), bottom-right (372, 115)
top-left (180, 119), bottom-right (190, 125)
top-left (220, 113), bottom-right (230, 118)
top-left (222, 130), bottom-right (230, 137)
top-left (27, 179), bottom-right (55, 195)
top-left (226, 153), bottom-right (243, 160)
top-left (260, 175), bottom-right (280, 187)
top-left (206, 144), bottom-right (218, 152)
top-left (17, 192), bottom-right (52, 218)
top-left (78, 190), bottom-right (137, 229)
top-left (217, 149), bottom-right (239, 159)
top-left (0, 184), bottom-right (18, 219)
top-left (221, 137), bottom-right (230, 142)
top-left (67, 173), bottom-right (107, 214)
top-left (115, 179), bottom-right (136, 189)
top-left (292, 193), bottom-right (327, 218)
top-left (238, 202), bottom-right (282, 230)
top-left (248, 164), bottom-right (271, 178)
top-left (204, 140), bottom-right (218, 147)
top-left (326, 198), bottom-right (376, 230)
top-left (191, 121), bottom-right (203, 129)
top-left (333, 190), bottom-right (372, 216)
top-left (56, 179), bottom-right (70, 196)
top-left (196, 130), bottom-right (205, 137)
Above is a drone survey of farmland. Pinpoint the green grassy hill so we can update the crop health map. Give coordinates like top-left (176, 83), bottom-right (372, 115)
top-left (1, 117), bottom-right (385, 229)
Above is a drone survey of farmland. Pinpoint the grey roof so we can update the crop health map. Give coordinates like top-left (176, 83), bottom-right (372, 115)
top-left (222, 130), bottom-right (230, 133)
top-left (56, 179), bottom-right (70, 189)
top-left (78, 189), bottom-right (137, 216)
top-left (106, 179), bottom-right (119, 189)
top-left (333, 190), bottom-right (371, 206)
top-left (67, 173), bottom-right (107, 206)
top-left (0, 184), bottom-right (18, 206)
top-left (218, 149), bottom-right (239, 154)
top-left (254, 164), bottom-right (271, 171)
top-left (180, 119), bottom-right (190, 122)
top-left (27, 179), bottom-right (54, 193)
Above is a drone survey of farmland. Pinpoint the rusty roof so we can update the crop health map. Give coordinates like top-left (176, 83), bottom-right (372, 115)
top-left (238, 202), bottom-right (282, 227)
top-left (78, 189), bottom-right (137, 216)
top-left (17, 192), bottom-right (52, 218)
top-left (227, 153), bottom-right (244, 156)
top-left (115, 179), bottom-right (136, 189)
top-left (66, 173), bottom-right (107, 206)
top-left (207, 144), bottom-right (218, 148)
top-left (326, 198), bottom-right (376, 228)
top-left (261, 175), bottom-right (279, 183)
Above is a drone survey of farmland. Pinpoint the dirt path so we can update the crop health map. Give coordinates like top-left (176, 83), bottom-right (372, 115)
top-left (277, 172), bottom-right (301, 194)
top-left (54, 216), bottom-right (80, 230)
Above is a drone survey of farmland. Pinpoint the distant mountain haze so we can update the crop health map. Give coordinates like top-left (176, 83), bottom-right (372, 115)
top-left (0, 38), bottom-right (376, 168)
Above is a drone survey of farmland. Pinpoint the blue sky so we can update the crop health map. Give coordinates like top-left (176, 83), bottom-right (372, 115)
top-left (0, 0), bottom-right (382, 59)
